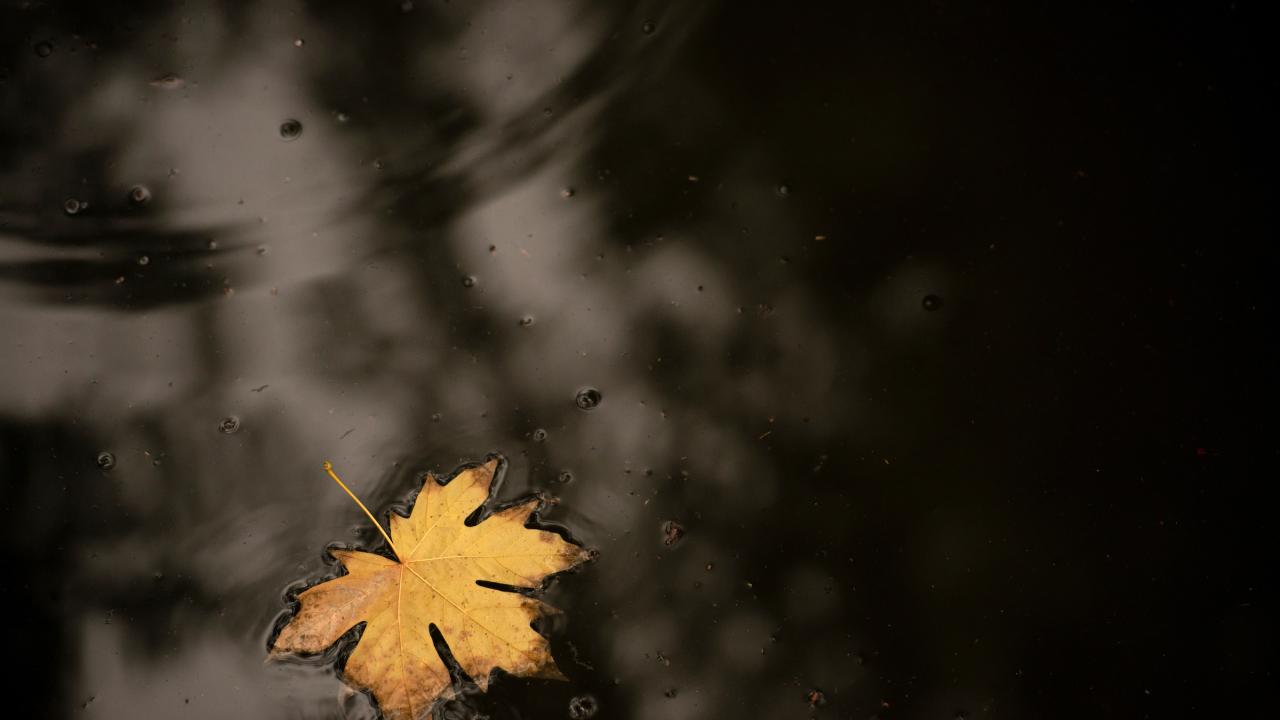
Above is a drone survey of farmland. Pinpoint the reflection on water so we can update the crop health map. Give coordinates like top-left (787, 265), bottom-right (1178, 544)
top-left (5, 1), bottom-right (836, 717)
top-left (6, 0), bottom-right (1266, 718)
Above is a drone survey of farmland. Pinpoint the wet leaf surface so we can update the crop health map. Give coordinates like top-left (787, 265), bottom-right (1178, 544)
top-left (272, 459), bottom-right (588, 719)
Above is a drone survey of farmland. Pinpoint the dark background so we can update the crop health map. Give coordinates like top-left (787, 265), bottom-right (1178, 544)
top-left (2, 0), bottom-right (1275, 718)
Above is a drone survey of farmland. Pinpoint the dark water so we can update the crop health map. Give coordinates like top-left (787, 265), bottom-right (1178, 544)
top-left (2, 1), bottom-right (1275, 718)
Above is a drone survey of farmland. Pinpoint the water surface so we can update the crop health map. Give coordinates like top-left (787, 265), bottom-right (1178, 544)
top-left (2, 1), bottom-right (1274, 718)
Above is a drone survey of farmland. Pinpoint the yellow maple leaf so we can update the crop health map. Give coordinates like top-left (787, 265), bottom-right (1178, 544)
top-left (271, 458), bottom-right (589, 720)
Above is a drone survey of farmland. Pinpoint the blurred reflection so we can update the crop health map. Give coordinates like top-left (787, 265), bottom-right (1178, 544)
top-left (1, 0), bottom-right (954, 718)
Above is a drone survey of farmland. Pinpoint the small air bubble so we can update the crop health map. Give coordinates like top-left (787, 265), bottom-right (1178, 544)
top-left (218, 416), bottom-right (241, 434)
top-left (279, 118), bottom-right (303, 141)
top-left (574, 387), bottom-right (602, 410)
top-left (137, 255), bottom-right (150, 266)
top-left (559, 187), bottom-right (575, 199)
top-left (336, 111), bottom-right (350, 124)
top-left (431, 412), bottom-right (442, 422)
top-left (293, 38), bottom-right (305, 48)
top-left (532, 428), bottom-right (548, 442)
top-left (35, 41), bottom-right (53, 58)
top-left (568, 695), bottom-right (598, 719)
top-left (206, 239), bottom-right (218, 250)
top-left (518, 314), bottom-right (535, 327)
top-left (776, 183), bottom-right (791, 197)
top-left (256, 245), bottom-right (269, 256)
top-left (557, 470), bottom-right (573, 483)
top-left (642, 20), bottom-right (656, 34)
top-left (128, 185), bottom-right (151, 206)
top-left (461, 275), bottom-right (476, 288)
top-left (96, 451), bottom-right (115, 470)
top-left (922, 294), bottom-right (942, 311)
top-left (63, 198), bottom-right (83, 216)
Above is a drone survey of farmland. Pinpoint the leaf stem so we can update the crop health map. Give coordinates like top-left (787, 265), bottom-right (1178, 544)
top-left (323, 461), bottom-right (402, 561)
